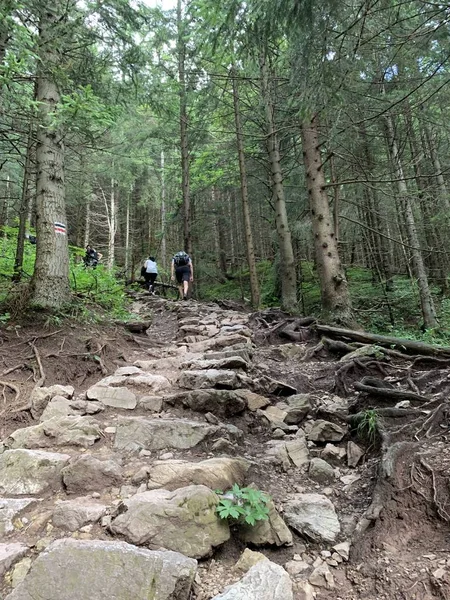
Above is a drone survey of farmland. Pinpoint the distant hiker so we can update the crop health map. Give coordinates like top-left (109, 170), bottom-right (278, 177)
top-left (143, 255), bottom-right (158, 294)
top-left (25, 233), bottom-right (36, 245)
top-left (171, 251), bottom-right (193, 300)
top-left (84, 245), bottom-right (99, 268)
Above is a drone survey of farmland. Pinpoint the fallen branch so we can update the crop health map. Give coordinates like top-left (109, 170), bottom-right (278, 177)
top-left (29, 343), bottom-right (45, 388)
top-left (316, 324), bottom-right (450, 357)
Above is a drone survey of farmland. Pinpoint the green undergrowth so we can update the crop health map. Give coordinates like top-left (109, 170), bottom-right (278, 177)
top-left (0, 227), bottom-right (132, 323)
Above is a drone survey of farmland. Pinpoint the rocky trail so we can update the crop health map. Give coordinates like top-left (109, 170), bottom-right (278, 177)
top-left (0, 296), bottom-right (450, 599)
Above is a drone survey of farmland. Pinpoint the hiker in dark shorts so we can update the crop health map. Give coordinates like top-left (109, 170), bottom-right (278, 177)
top-left (171, 251), bottom-right (193, 300)
top-left (143, 256), bottom-right (158, 294)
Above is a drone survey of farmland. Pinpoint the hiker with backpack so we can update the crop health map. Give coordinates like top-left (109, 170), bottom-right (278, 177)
top-left (143, 255), bottom-right (158, 294)
top-left (171, 251), bottom-right (193, 300)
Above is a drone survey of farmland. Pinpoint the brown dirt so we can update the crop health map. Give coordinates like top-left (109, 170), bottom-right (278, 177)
top-left (1, 299), bottom-right (450, 599)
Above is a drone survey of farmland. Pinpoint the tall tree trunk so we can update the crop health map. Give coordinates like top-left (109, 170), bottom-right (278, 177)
top-left (385, 114), bottom-right (438, 328)
top-left (125, 194), bottom-right (130, 278)
top-left (84, 194), bottom-right (93, 249)
top-left (107, 175), bottom-right (117, 270)
top-left (13, 122), bottom-right (34, 281)
top-left (160, 149), bottom-right (166, 269)
top-left (177, 0), bottom-right (191, 255)
top-left (30, 3), bottom-right (71, 308)
top-left (301, 116), bottom-right (355, 325)
top-left (260, 52), bottom-right (297, 312)
top-left (232, 69), bottom-right (260, 307)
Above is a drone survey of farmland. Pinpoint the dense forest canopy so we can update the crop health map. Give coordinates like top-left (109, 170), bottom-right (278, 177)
top-left (1, 0), bottom-right (450, 334)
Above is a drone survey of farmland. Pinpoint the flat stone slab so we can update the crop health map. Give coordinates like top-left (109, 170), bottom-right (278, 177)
top-left (284, 493), bottom-right (340, 543)
top-left (0, 449), bottom-right (70, 495)
top-left (0, 499), bottom-right (37, 535)
top-left (0, 543), bottom-right (28, 577)
top-left (6, 416), bottom-right (101, 449)
top-left (87, 385), bottom-right (137, 409)
top-left (147, 457), bottom-right (249, 491)
top-left (167, 389), bottom-right (246, 417)
top-left (114, 417), bottom-right (217, 452)
top-left (110, 485), bottom-right (230, 558)
top-left (4, 539), bottom-right (197, 600)
top-left (211, 559), bottom-right (293, 599)
top-left (178, 369), bottom-right (239, 390)
top-left (307, 420), bottom-right (347, 442)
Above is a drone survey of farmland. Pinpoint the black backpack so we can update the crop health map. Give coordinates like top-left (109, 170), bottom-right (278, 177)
top-left (173, 251), bottom-right (190, 267)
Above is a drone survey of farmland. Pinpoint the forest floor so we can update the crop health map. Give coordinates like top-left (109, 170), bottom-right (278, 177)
top-left (0, 294), bottom-right (449, 599)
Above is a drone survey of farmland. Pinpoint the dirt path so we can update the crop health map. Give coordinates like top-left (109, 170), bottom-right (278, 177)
top-left (0, 296), bottom-right (449, 599)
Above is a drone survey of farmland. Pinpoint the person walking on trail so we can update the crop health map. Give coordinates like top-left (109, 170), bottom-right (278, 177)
top-left (143, 255), bottom-right (158, 294)
top-left (171, 251), bottom-right (193, 300)
top-left (84, 245), bottom-right (100, 268)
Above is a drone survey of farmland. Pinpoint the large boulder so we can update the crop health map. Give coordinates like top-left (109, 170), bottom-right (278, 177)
top-left (114, 417), bottom-right (216, 452)
top-left (235, 389), bottom-right (270, 411)
top-left (283, 493), bottom-right (340, 543)
top-left (0, 449), bottom-right (69, 495)
top-left (308, 457), bottom-right (336, 483)
top-left (52, 498), bottom-right (107, 531)
top-left (178, 369), bottom-right (239, 390)
top-left (61, 455), bottom-right (123, 493)
top-left (109, 485), bottom-right (230, 559)
top-left (39, 396), bottom-right (76, 422)
top-left (4, 539), bottom-right (197, 600)
top-left (211, 559), bottom-right (293, 600)
top-left (30, 385), bottom-right (74, 417)
top-left (307, 420), bottom-right (347, 443)
top-left (147, 457), bottom-right (249, 491)
top-left (167, 389), bottom-right (246, 417)
top-left (183, 357), bottom-right (249, 371)
top-left (283, 394), bottom-right (311, 424)
top-left (0, 499), bottom-right (37, 535)
top-left (6, 416), bottom-right (101, 449)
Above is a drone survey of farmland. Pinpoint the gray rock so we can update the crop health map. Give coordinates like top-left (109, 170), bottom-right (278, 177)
top-left (178, 369), bottom-right (239, 390)
top-left (147, 457), bottom-right (249, 491)
top-left (52, 498), bottom-right (107, 531)
top-left (188, 335), bottom-right (251, 354)
top-left (309, 562), bottom-right (334, 589)
top-left (39, 396), bottom-right (75, 422)
top-left (235, 389), bottom-right (270, 411)
top-left (211, 559), bottom-right (293, 600)
top-left (284, 493), bottom-right (340, 543)
top-left (0, 543), bottom-right (28, 577)
top-left (238, 500), bottom-right (293, 547)
top-left (207, 348), bottom-right (252, 363)
top-left (4, 538), bottom-right (196, 600)
top-left (184, 356), bottom-right (249, 371)
top-left (128, 373), bottom-right (171, 392)
top-left (30, 385), bottom-right (74, 417)
top-left (169, 389), bottom-right (246, 417)
top-left (307, 420), bottom-right (347, 443)
top-left (137, 396), bottom-right (163, 412)
top-left (61, 455), bottom-right (123, 493)
top-left (114, 366), bottom-right (142, 376)
top-left (114, 417), bottom-right (216, 452)
top-left (86, 385), bottom-right (137, 409)
top-left (347, 441), bottom-right (364, 467)
top-left (261, 405), bottom-right (287, 425)
top-left (308, 458), bottom-right (335, 483)
top-left (0, 499), bottom-right (37, 535)
top-left (110, 485), bottom-right (229, 559)
top-left (6, 416), bottom-right (101, 449)
top-left (284, 394), bottom-right (311, 424)
top-left (0, 449), bottom-right (69, 495)
top-left (285, 439), bottom-right (310, 467)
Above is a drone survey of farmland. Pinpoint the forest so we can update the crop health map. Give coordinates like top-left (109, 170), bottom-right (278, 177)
top-left (1, 0), bottom-right (450, 338)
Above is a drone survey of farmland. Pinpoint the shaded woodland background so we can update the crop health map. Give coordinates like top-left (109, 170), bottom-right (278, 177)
top-left (2, 0), bottom-right (450, 336)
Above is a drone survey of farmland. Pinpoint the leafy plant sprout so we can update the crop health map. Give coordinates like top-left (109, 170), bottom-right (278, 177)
top-left (216, 484), bottom-right (270, 526)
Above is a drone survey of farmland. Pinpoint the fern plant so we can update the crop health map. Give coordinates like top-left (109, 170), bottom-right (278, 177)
top-left (216, 484), bottom-right (270, 526)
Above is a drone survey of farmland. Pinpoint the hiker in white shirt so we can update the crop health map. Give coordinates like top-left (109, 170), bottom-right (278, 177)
top-left (144, 256), bottom-right (158, 293)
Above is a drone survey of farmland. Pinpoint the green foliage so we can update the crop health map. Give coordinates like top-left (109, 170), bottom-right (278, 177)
top-left (216, 484), bottom-right (270, 526)
top-left (355, 409), bottom-right (379, 447)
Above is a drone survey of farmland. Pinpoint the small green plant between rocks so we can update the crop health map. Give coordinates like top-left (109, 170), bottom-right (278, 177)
top-left (355, 409), bottom-right (379, 447)
top-left (216, 484), bottom-right (270, 526)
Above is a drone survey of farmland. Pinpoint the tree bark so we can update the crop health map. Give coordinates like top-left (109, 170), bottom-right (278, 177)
top-left (385, 113), bottom-right (438, 328)
top-left (260, 52), bottom-right (297, 312)
top-left (30, 3), bottom-right (71, 308)
top-left (301, 116), bottom-right (355, 325)
top-left (160, 149), bottom-right (166, 269)
top-left (13, 121), bottom-right (35, 281)
top-left (232, 69), bottom-right (260, 307)
top-left (177, 0), bottom-right (192, 256)
top-left (107, 175), bottom-right (117, 270)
